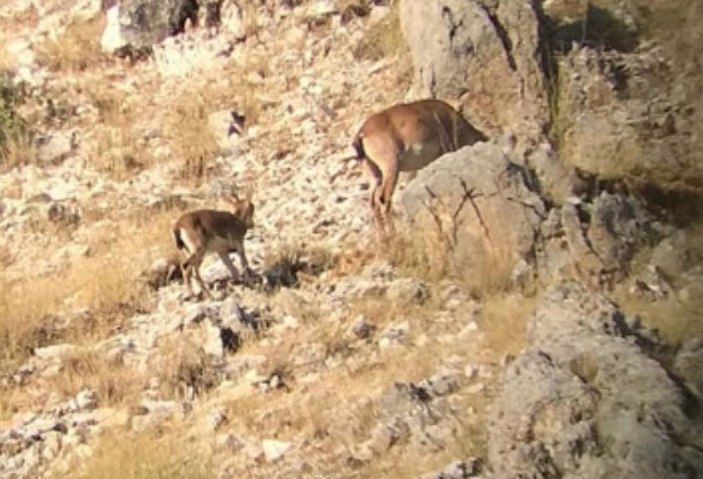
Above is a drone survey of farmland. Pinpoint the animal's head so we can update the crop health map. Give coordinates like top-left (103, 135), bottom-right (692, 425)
top-left (223, 190), bottom-right (255, 229)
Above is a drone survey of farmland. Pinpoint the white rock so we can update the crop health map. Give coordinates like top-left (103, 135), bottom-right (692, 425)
top-left (203, 321), bottom-right (225, 358)
top-left (75, 389), bottom-right (98, 411)
top-left (262, 439), bottom-right (292, 462)
top-left (100, 4), bottom-right (127, 53)
top-left (34, 344), bottom-right (79, 361)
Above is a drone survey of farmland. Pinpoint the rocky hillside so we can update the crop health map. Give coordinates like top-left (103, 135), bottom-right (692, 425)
top-left (0, 0), bottom-right (701, 478)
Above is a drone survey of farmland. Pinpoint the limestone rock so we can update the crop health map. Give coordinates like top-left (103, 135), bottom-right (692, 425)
top-left (487, 283), bottom-right (703, 478)
top-left (397, 142), bottom-right (545, 286)
top-left (400, 0), bottom-right (549, 141)
top-left (262, 439), bottom-right (292, 462)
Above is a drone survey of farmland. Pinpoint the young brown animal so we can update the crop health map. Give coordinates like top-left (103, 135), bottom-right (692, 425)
top-left (172, 192), bottom-right (255, 298)
top-left (352, 99), bottom-right (487, 236)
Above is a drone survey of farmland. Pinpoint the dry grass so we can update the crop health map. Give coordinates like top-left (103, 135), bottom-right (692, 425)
top-left (0, 128), bottom-right (38, 172)
top-left (387, 220), bottom-right (516, 299)
top-left (81, 82), bottom-right (161, 179)
top-left (35, 16), bottom-right (105, 72)
top-left (388, 223), bottom-right (450, 284)
top-left (164, 93), bottom-right (221, 181)
top-left (478, 293), bottom-right (536, 360)
top-left (352, 2), bottom-right (405, 61)
top-left (0, 207), bottom-right (180, 376)
top-left (45, 349), bottom-right (145, 406)
top-left (0, 39), bottom-right (17, 72)
top-left (151, 334), bottom-right (220, 399)
top-left (612, 228), bottom-right (703, 348)
top-left (72, 427), bottom-right (216, 479)
top-left (616, 294), bottom-right (703, 348)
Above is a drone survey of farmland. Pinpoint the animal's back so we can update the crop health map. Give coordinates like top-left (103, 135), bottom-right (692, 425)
top-left (174, 210), bottom-right (245, 248)
top-left (359, 99), bottom-right (480, 147)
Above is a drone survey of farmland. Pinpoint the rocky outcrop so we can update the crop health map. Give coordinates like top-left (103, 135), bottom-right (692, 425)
top-left (556, 45), bottom-right (702, 189)
top-left (487, 282), bottom-right (703, 478)
top-left (397, 141), bottom-right (545, 286)
top-left (536, 190), bottom-right (659, 286)
top-left (399, 0), bottom-right (549, 142)
top-left (101, 0), bottom-right (229, 53)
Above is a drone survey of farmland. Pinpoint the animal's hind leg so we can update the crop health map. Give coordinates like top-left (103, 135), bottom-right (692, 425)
top-left (218, 251), bottom-right (241, 283)
top-left (188, 250), bottom-right (211, 299)
top-left (362, 159), bottom-right (385, 233)
top-left (181, 261), bottom-right (194, 296)
top-left (236, 243), bottom-right (253, 281)
top-left (377, 158), bottom-right (400, 238)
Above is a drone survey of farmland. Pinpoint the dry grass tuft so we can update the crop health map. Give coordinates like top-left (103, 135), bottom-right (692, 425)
top-left (82, 84), bottom-right (159, 178)
top-left (352, 2), bottom-right (405, 61)
top-left (478, 293), bottom-right (536, 360)
top-left (73, 427), bottom-right (216, 479)
top-left (35, 16), bottom-right (105, 72)
top-left (387, 220), bottom-right (516, 299)
top-left (388, 223), bottom-right (450, 284)
top-left (0, 208), bottom-right (179, 375)
top-left (164, 94), bottom-right (220, 181)
top-left (45, 349), bottom-right (145, 406)
top-left (152, 335), bottom-right (220, 399)
top-left (0, 129), bottom-right (38, 171)
top-left (618, 294), bottom-right (703, 348)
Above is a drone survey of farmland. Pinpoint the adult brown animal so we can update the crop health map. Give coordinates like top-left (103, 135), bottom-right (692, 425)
top-left (352, 99), bottom-right (487, 236)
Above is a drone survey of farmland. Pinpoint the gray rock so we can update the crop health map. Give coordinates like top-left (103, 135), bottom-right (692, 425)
top-left (108, 0), bottom-right (201, 52)
top-left (487, 282), bottom-right (703, 478)
top-left (378, 321), bottom-right (410, 349)
top-left (421, 458), bottom-right (483, 479)
top-left (586, 191), bottom-right (653, 273)
top-left (387, 278), bottom-right (430, 305)
top-left (557, 45), bottom-right (702, 190)
top-left (208, 109), bottom-right (246, 150)
top-left (34, 344), bottom-right (79, 361)
top-left (36, 132), bottom-right (76, 165)
top-left (400, 0), bottom-right (548, 141)
top-left (674, 339), bottom-right (703, 398)
top-left (397, 142), bottom-right (544, 285)
top-left (350, 315), bottom-right (374, 340)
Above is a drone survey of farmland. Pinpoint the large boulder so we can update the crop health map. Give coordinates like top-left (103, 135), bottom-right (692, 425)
top-left (101, 0), bottom-right (225, 53)
top-left (399, 0), bottom-right (549, 142)
top-left (487, 282), bottom-right (703, 478)
top-left (553, 0), bottom-right (703, 190)
top-left (556, 45), bottom-right (702, 189)
top-left (397, 141), bottom-right (545, 287)
top-left (534, 190), bottom-right (658, 287)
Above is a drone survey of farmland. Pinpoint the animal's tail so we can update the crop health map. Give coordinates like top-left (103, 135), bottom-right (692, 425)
top-left (173, 226), bottom-right (186, 250)
top-left (351, 133), bottom-right (366, 160)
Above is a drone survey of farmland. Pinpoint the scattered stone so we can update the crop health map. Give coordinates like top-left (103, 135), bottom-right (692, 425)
top-left (350, 315), bottom-right (374, 339)
top-left (75, 390), bottom-right (98, 411)
top-left (378, 321), bottom-right (410, 349)
top-left (34, 344), bottom-right (79, 361)
top-left (420, 458), bottom-right (482, 479)
top-left (387, 277), bottom-right (429, 305)
top-left (262, 439), bottom-right (292, 462)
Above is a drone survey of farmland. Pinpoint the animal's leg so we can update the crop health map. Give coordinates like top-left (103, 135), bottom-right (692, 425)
top-left (378, 155), bottom-right (400, 237)
top-left (218, 251), bottom-right (241, 283)
top-left (237, 242), bottom-right (253, 280)
top-left (181, 259), bottom-right (194, 296)
top-left (189, 251), bottom-right (212, 299)
top-left (362, 159), bottom-right (384, 232)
